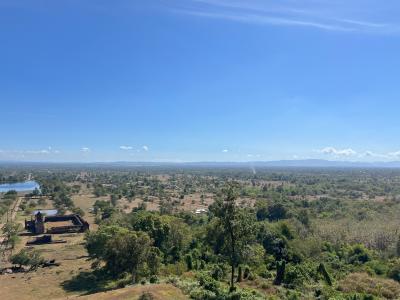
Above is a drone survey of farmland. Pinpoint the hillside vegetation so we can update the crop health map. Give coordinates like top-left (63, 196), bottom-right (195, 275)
top-left (2, 167), bottom-right (400, 299)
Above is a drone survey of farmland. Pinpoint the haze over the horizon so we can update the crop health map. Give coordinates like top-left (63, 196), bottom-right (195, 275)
top-left (2, 0), bottom-right (400, 163)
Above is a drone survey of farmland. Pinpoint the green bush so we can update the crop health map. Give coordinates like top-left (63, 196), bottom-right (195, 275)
top-left (139, 292), bottom-right (155, 300)
top-left (365, 260), bottom-right (387, 275)
top-left (347, 245), bottom-right (372, 265)
top-left (189, 288), bottom-right (216, 300)
top-left (283, 264), bottom-right (311, 288)
top-left (198, 273), bottom-right (222, 295)
top-left (259, 269), bottom-right (273, 279)
top-left (149, 275), bottom-right (159, 283)
top-left (185, 254), bottom-right (193, 270)
top-left (10, 249), bottom-right (44, 271)
top-left (388, 262), bottom-right (400, 282)
top-left (211, 264), bottom-right (226, 281)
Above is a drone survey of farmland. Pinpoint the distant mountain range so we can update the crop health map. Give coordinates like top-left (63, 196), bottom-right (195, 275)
top-left (2, 159), bottom-right (400, 168)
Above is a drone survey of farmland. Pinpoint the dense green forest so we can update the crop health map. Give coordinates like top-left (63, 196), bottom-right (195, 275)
top-left (3, 166), bottom-right (400, 299)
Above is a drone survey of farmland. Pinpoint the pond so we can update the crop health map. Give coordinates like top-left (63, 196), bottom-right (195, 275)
top-left (0, 181), bottom-right (40, 193)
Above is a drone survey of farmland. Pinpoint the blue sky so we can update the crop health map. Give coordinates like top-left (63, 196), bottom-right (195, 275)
top-left (1, 0), bottom-right (400, 162)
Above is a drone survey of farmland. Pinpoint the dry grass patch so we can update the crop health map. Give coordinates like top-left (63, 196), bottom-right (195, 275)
top-left (0, 232), bottom-right (92, 300)
top-left (66, 283), bottom-right (189, 300)
top-left (338, 272), bottom-right (400, 299)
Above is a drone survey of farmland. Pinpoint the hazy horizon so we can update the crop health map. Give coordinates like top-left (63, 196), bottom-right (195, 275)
top-left (3, 159), bottom-right (400, 167)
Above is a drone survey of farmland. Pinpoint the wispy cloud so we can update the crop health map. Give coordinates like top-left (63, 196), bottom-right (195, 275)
top-left (81, 147), bottom-right (90, 153)
top-left (13, 147), bottom-right (60, 155)
top-left (318, 147), bottom-right (400, 161)
top-left (185, 10), bottom-right (353, 31)
top-left (142, 145), bottom-right (149, 152)
top-left (320, 147), bottom-right (357, 156)
top-left (120, 145), bottom-right (133, 150)
top-left (388, 150), bottom-right (400, 158)
top-left (0, 147), bottom-right (61, 159)
top-left (222, 149), bottom-right (229, 153)
top-left (338, 19), bottom-right (388, 28)
top-left (170, 0), bottom-right (397, 34)
top-left (359, 150), bottom-right (389, 159)
top-left (24, 149), bottom-right (50, 154)
top-left (247, 154), bottom-right (261, 158)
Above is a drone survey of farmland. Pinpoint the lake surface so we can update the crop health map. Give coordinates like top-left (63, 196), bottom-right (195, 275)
top-left (0, 181), bottom-right (40, 193)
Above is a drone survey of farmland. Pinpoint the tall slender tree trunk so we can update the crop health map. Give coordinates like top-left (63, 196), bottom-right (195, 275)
top-left (229, 226), bottom-right (236, 292)
top-left (131, 269), bottom-right (136, 284)
top-left (237, 265), bottom-right (242, 282)
top-left (230, 263), bottom-right (235, 291)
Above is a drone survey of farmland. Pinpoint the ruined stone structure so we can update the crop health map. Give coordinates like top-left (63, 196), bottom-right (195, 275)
top-left (25, 212), bottom-right (89, 234)
top-left (32, 211), bottom-right (45, 234)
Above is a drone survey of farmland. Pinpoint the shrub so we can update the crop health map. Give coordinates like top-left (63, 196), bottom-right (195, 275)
top-left (259, 269), bottom-right (273, 279)
top-left (211, 264), bottom-right (226, 281)
top-left (283, 264), bottom-right (310, 288)
top-left (189, 288), bottom-right (216, 300)
top-left (365, 260), bottom-right (388, 276)
top-left (72, 207), bottom-right (85, 217)
top-left (139, 292), bottom-right (155, 300)
top-left (267, 203), bottom-right (288, 221)
top-left (161, 261), bottom-right (186, 276)
top-left (278, 222), bottom-right (295, 240)
top-left (171, 277), bottom-right (198, 295)
top-left (198, 273), bottom-right (221, 295)
top-left (316, 263), bottom-right (332, 286)
top-left (256, 206), bottom-right (268, 221)
top-left (103, 272), bottom-right (131, 290)
top-left (185, 254), bottom-right (193, 270)
top-left (259, 230), bottom-right (288, 261)
top-left (243, 266), bottom-right (250, 279)
top-left (274, 260), bottom-right (286, 285)
top-left (166, 276), bottom-right (178, 285)
top-left (388, 262), bottom-right (400, 282)
top-left (10, 249), bottom-right (44, 271)
top-left (347, 245), bottom-right (372, 265)
top-left (149, 275), bottom-right (159, 284)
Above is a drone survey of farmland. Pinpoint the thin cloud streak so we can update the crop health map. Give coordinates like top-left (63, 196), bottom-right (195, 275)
top-left (192, 0), bottom-right (311, 15)
top-left (173, 0), bottom-right (398, 34)
top-left (338, 19), bottom-right (388, 28)
top-left (184, 10), bottom-right (354, 31)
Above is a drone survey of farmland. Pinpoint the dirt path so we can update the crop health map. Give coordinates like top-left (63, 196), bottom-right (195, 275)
top-left (0, 196), bottom-right (23, 228)
top-left (0, 196), bottom-right (24, 258)
top-left (10, 196), bottom-right (22, 222)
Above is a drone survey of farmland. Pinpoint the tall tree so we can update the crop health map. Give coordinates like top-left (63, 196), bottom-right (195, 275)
top-left (85, 225), bottom-right (152, 282)
top-left (2, 222), bottom-right (21, 253)
top-left (210, 184), bottom-right (256, 291)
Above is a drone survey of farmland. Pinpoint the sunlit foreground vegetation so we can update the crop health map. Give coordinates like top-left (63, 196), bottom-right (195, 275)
top-left (2, 166), bottom-right (400, 299)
